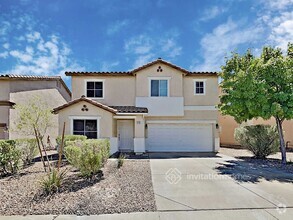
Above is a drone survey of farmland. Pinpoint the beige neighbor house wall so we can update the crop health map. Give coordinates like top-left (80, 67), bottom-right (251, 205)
top-left (0, 76), bottom-right (71, 145)
top-left (9, 89), bottom-right (69, 146)
top-left (219, 114), bottom-right (293, 148)
top-left (57, 101), bottom-right (114, 138)
top-left (71, 76), bottom-right (135, 106)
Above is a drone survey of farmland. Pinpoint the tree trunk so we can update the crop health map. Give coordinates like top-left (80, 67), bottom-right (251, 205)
top-left (275, 117), bottom-right (286, 165)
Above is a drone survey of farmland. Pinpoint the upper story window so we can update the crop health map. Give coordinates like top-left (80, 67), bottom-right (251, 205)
top-left (150, 79), bottom-right (168, 97)
top-left (86, 81), bottom-right (103, 98)
top-left (194, 80), bottom-right (206, 95)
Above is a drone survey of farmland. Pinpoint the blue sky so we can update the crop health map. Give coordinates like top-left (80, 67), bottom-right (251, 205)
top-left (0, 0), bottom-right (292, 86)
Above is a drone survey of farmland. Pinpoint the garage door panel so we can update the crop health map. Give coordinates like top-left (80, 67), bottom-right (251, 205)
top-left (147, 123), bottom-right (213, 152)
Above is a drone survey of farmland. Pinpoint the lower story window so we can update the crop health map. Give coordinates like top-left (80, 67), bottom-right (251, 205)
top-left (73, 119), bottom-right (98, 139)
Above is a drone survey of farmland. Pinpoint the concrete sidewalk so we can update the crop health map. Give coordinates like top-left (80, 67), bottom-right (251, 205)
top-left (0, 208), bottom-right (292, 220)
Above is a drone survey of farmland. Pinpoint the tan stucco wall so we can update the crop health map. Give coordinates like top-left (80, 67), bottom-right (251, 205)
top-left (135, 64), bottom-right (183, 97)
top-left (9, 89), bottom-right (68, 145)
top-left (219, 114), bottom-right (293, 147)
top-left (57, 100), bottom-right (114, 139)
top-left (71, 76), bottom-right (135, 106)
top-left (146, 110), bottom-right (218, 121)
top-left (135, 115), bottom-right (145, 138)
top-left (184, 76), bottom-right (219, 106)
top-left (0, 81), bottom-right (10, 100)
top-left (0, 106), bottom-right (10, 139)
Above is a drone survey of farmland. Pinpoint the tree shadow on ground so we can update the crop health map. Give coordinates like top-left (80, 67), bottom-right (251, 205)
top-left (215, 156), bottom-right (293, 183)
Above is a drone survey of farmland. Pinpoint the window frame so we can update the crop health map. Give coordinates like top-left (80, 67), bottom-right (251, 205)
top-left (69, 116), bottom-right (100, 139)
top-left (194, 79), bottom-right (206, 95)
top-left (148, 77), bottom-right (170, 97)
top-left (85, 79), bottom-right (105, 99)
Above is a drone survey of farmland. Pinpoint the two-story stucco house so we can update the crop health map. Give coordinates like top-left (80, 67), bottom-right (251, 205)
top-left (53, 59), bottom-right (219, 154)
top-left (0, 75), bottom-right (71, 142)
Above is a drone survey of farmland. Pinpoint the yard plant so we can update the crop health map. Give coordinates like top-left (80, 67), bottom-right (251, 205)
top-left (39, 168), bottom-right (67, 195)
top-left (64, 139), bottom-right (110, 178)
top-left (235, 125), bottom-right (279, 158)
top-left (15, 138), bottom-right (38, 166)
top-left (0, 140), bottom-right (21, 175)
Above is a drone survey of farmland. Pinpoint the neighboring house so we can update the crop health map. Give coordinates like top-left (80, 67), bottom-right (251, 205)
top-left (0, 75), bottom-right (71, 143)
top-left (219, 114), bottom-right (293, 148)
top-left (53, 59), bottom-right (220, 154)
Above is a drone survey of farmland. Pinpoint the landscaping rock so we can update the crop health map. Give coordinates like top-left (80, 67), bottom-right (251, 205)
top-left (0, 159), bottom-right (156, 215)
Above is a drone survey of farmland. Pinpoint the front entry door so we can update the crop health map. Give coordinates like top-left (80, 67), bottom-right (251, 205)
top-left (117, 120), bottom-right (134, 151)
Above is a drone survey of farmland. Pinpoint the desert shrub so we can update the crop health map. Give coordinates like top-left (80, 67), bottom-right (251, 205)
top-left (235, 125), bottom-right (279, 159)
top-left (15, 138), bottom-right (38, 166)
top-left (56, 135), bottom-right (87, 149)
top-left (0, 140), bottom-right (21, 175)
top-left (64, 139), bottom-right (110, 178)
top-left (39, 168), bottom-right (67, 194)
top-left (117, 153), bottom-right (126, 168)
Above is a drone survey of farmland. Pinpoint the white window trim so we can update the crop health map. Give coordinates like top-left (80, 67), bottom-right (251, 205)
top-left (148, 77), bottom-right (171, 97)
top-left (69, 116), bottom-right (101, 138)
top-left (194, 79), bottom-right (206, 95)
top-left (84, 79), bottom-right (105, 99)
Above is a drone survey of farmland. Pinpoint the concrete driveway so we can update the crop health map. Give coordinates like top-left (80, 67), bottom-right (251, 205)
top-left (150, 153), bottom-right (293, 219)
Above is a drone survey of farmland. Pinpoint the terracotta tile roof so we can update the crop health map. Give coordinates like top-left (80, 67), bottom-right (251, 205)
top-left (53, 96), bottom-right (117, 114)
top-left (131, 59), bottom-right (190, 74)
top-left (110, 106), bottom-right (148, 113)
top-left (65, 71), bottom-right (132, 76)
top-left (0, 74), bottom-right (72, 96)
top-left (65, 59), bottom-right (218, 76)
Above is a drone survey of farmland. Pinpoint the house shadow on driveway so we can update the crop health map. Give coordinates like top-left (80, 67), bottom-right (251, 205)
top-left (215, 156), bottom-right (293, 183)
top-left (147, 152), bottom-right (221, 159)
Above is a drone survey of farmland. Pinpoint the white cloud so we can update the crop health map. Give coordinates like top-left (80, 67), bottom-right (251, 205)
top-left (264, 0), bottom-right (293, 11)
top-left (0, 21), bottom-right (11, 38)
top-left (193, 0), bottom-right (292, 71)
top-left (107, 20), bottom-right (129, 35)
top-left (3, 43), bottom-right (10, 49)
top-left (100, 61), bottom-right (120, 71)
top-left (0, 52), bottom-right (8, 58)
top-left (124, 32), bottom-right (182, 68)
top-left (200, 6), bottom-right (228, 21)
top-left (191, 19), bottom-right (263, 71)
top-left (3, 32), bottom-right (84, 77)
top-left (124, 35), bottom-right (153, 54)
top-left (161, 39), bottom-right (182, 58)
top-left (267, 12), bottom-right (293, 50)
top-left (10, 50), bottom-right (33, 63)
top-left (133, 54), bottom-right (154, 68)
top-left (26, 31), bottom-right (41, 42)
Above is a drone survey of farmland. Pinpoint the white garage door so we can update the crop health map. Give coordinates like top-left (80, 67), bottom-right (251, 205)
top-left (147, 123), bottom-right (213, 152)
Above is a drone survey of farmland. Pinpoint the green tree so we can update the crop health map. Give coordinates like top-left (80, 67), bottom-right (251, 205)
top-left (12, 95), bottom-right (53, 171)
top-left (219, 43), bottom-right (293, 164)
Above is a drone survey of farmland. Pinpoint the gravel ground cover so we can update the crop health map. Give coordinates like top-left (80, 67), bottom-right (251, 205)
top-left (219, 147), bottom-right (293, 174)
top-left (0, 159), bottom-right (156, 215)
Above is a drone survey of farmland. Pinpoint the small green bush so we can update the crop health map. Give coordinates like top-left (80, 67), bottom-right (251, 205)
top-left (64, 139), bottom-right (110, 178)
top-left (39, 168), bottom-right (67, 194)
top-left (117, 153), bottom-right (126, 168)
top-left (15, 138), bottom-right (38, 166)
top-left (0, 140), bottom-right (21, 175)
top-left (56, 135), bottom-right (87, 149)
top-left (235, 125), bottom-right (279, 159)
